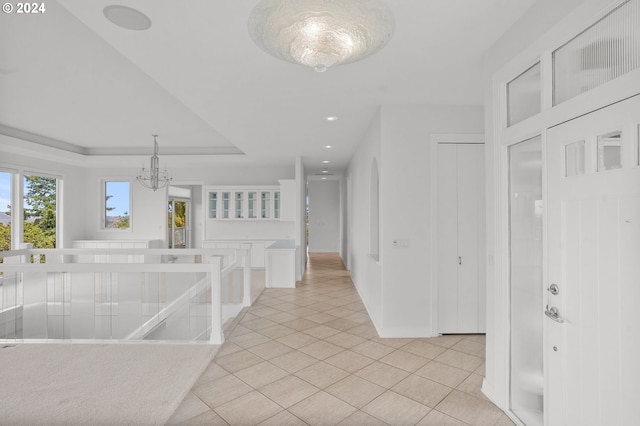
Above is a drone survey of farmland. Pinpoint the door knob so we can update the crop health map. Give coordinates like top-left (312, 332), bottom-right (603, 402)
top-left (545, 305), bottom-right (564, 323)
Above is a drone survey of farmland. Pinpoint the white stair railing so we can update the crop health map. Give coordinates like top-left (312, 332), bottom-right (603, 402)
top-left (0, 248), bottom-right (251, 344)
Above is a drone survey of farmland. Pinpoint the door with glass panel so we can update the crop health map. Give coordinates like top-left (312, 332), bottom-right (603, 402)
top-left (168, 198), bottom-right (189, 248)
top-left (508, 136), bottom-right (543, 426)
top-left (546, 95), bottom-right (640, 425)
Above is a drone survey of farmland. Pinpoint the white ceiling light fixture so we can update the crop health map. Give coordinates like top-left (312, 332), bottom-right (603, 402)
top-left (137, 135), bottom-right (172, 191)
top-left (103, 5), bottom-right (152, 31)
top-left (248, 0), bottom-right (394, 72)
top-left (326, 116), bottom-right (338, 122)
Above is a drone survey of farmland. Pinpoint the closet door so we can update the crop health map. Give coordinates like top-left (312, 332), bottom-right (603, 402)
top-left (437, 143), bottom-right (485, 334)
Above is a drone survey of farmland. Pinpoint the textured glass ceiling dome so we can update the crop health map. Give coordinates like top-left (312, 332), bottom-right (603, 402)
top-left (248, 0), bottom-right (394, 72)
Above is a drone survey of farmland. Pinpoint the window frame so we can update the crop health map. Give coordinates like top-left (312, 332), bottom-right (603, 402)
top-left (100, 178), bottom-right (132, 232)
top-left (0, 167), bottom-right (62, 249)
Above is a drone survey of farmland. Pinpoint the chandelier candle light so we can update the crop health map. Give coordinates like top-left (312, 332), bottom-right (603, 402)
top-left (137, 135), bottom-right (172, 191)
top-left (248, 0), bottom-right (394, 72)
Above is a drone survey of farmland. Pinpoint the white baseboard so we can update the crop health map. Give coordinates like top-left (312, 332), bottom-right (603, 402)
top-left (351, 278), bottom-right (437, 338)
top-left (376, 326), bottom-right (437, 338)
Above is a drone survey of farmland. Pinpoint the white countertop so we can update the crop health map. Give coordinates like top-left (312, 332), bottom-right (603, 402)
top-left (266, 240), bottom-right (296, 250)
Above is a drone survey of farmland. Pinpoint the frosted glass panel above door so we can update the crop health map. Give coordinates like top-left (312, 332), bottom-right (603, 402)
top-left (553, 0), bottom-right (640, 105)
top-left (507, 62), bottom-right (541, 126)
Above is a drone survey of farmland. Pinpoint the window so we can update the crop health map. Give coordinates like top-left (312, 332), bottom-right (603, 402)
top-left (507, 62), bottom-right (541, 126)
top-left (103, 180), bottom-right (130, 230)
top-left (565, 140), bottom-right (586, 177)
top-left (0, 171), bottom-right (11, 252)
top-left (23, 174), bottom-right (58, 248)
top-left (553, 0), bottom-right (640, 105)
top-left (597, 130), bottom-right (623, 171)
top-left (0, 170), bottom-right (61, 250)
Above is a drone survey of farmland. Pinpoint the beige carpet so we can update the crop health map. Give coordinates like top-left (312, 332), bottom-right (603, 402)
top-left (0, 343), bottom-right (216, 425)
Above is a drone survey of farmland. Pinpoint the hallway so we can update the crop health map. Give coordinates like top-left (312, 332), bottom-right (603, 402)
top-left (168, 253), bottom-right (513, 425)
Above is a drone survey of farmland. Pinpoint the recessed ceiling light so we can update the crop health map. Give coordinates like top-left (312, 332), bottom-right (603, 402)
top-left (325, 116), bottom-right (338, 122)
top-left (104, 5), bottom-right (152, 31)
top-left (321, 170), bottom-right (329, 173)
top-left (322, 160), bottom-right (331, 164)
top-left (321, 177), bottom-right (328, 180)
top-left (324, 145), bottom-right (333, 149)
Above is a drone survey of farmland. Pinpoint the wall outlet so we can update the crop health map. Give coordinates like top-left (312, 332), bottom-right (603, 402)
top-left (392, 239), bottom-right (410, 248)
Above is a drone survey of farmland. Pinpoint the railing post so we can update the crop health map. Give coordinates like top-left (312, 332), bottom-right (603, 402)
top-left (242, 248), bottom-right (251, 307)
top-left (209, 257), bottom-right (223, 344)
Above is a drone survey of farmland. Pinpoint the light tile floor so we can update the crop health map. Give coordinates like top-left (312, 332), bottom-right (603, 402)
top-left (167, 253), bottom-right (515, 426)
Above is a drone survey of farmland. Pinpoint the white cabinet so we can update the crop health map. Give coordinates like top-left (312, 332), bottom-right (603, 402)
top-left (207, 186), bottom-right (280, 220)
top-left (207, 183), bottom-right (295, 222)
top-left (202, 240), bottom-right (273, 268)
top-left (265, 240), bottom-right (296, 288)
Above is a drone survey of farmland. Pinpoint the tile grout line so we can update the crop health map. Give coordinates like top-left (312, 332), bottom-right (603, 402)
top-left (168, 253), bottom-right (502, 426)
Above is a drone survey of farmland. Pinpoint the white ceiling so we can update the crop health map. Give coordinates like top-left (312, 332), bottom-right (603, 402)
top-left (0, 0), bottom-right (537, 174)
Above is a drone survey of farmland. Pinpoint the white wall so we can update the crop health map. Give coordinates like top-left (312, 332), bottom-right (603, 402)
top-left (82, 167), bottom-right (166, 242)
top-left (339, 174), bottom-right (349, 268)
top-left (307, 180), bottom-right (340, 252)
top-left (346, 110), bottom-right (383, 326)
top-left (190, 185), bottom-right (203, 249)
top-left (347, 105), bottom-right (484, 337)
top-left (0, 137), bottom-right (298, 249)
top-left (379, 105), bottom-right (484, 337)
top-left (170, 163), bottom-right (294, 186)
top-left (295, 158), bottom-right (307, 281)
top-left (80, 163), bottom-right (295, 245)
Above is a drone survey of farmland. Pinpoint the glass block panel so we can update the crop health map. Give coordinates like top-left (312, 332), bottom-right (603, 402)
top-left (553, 0), bottom-right (640, 105)
top-left (565, 141), bottom-right (586, 177)
top-left (508, 62), bottom-right (541, 126)
top-left (598, 130), bottom-right (623, 171)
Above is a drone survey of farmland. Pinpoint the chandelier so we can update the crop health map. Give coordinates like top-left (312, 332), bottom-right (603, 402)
top-left (136, 135), bottom-right (172, 191)
top-left (248, 0), bottom-right (394, 72)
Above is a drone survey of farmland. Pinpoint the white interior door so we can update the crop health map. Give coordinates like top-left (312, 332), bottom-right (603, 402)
top-left (437, 143), bottom-right (485, 333)
top-left (546, 95), bottom-right (640, 425)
